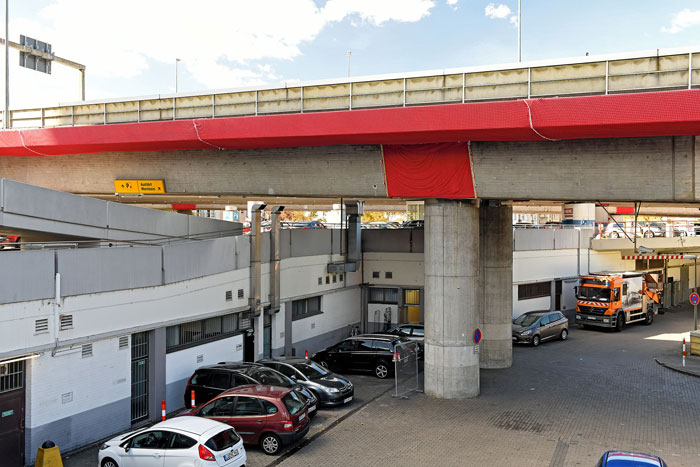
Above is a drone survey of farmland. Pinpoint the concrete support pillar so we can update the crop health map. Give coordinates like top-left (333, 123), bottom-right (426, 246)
top-left (424, 199), bottom-right (480, 399)
top-left (479, 201), bottom-right (513, 369)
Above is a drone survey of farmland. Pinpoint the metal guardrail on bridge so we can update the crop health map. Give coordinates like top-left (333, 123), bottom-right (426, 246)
top-left (3, 48), bottom-right (700, 129)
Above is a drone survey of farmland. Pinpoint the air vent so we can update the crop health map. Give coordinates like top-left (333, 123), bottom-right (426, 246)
top-left (372, 271), bottom-right (380, 279)
top-left (225, 290), bottom-right (233, 301)
top-left (318, 277), bottom-right (322, 285)
top-left (196, 354), bottom-right (204, 363)
top-left (35, 318), bottom-right (49, 334)
top-left (238, 289), bottom-right (244, 299)
top-left (81, 344), bottom-right (93, 358)
top-left (118, 336), bottom-right (129, 349)
top-left (59, 314), bottom-right (73, 330)
top-left (385, 272), bottom-right (393, 279)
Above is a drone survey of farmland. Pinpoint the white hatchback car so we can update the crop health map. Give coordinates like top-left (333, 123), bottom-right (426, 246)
top-left (98, 417), bottom-right (246, 467)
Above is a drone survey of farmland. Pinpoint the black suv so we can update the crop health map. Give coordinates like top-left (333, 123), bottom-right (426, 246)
top-left (183, 362), bottom-right (318, 416)
top-left (258, 358), bottom-right (355, 407)
top-left (311, 335), bottom-right (411, 379)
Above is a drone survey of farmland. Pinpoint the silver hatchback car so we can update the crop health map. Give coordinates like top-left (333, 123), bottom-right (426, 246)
top-left (512, 311), bottom-right (569, 346)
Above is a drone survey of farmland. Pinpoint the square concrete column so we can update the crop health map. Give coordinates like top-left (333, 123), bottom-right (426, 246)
top-left (424, 199), bottom-right (480, 399)
top-left (479, 201), bottom-right (513, 369)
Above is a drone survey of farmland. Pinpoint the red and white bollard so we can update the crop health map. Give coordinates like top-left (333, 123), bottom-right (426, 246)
top-left (191, 390), bottom-right (196, 408)
top-left (683, 338), bottom-right (686, 368)
top-left (161, 400), bottom-right (166, 421)
top-left (305, 349), bottom-right (308, 360)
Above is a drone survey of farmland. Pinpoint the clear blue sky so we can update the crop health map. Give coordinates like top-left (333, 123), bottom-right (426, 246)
top-left (6, 1), bottom-right (700, 108)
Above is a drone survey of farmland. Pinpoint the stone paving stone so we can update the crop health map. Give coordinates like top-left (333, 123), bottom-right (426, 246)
top-left (278, 307), bottom-right (700, 467)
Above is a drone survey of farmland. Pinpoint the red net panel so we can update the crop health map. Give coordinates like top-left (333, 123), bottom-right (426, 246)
top-left (382, 143), bottom-right (476, 198)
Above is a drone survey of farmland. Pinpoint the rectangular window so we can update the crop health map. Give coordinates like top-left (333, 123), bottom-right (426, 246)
top-left (369, 287), bottom-right (399, 304)
top-left (404, 289), bottom-right (420, 305)
top-left (292, 296), bottom-right (323, 320)
top-left (0, 361), bottom-right (24, 393)
top-left (166, 313), bottom-right (242, 352)
top-left (518, 282), bottom-right (551, 300)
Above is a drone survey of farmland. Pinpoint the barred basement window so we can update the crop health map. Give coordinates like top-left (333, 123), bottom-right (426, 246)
top-left (166, 313), bottom-right (241, 352)
top-left (81, 344), bottom-right (93, 358)
top-left (369, 287), bottom-right (399, 304)
top-left (238, 289), bottom-right (244, 299)
top-left (35, 318), bottom-right (49, 334)
top-left (0, 361), bottom-right (24, 393)
top-left (385, 272), bottom-right (393, 279)
top-left (292, 296), bottom-right (322, 320)
top-left (118, 336), bottom-right (129, 349)
top-left (318, 277), bottom-right (322, 285)
top-left (339, 273), bottom-right (344, 281)
top-left (225, 290), bottom-right (233, 301)
top-left (518, 281), bottom-right (551, 300)
top-left (372, 271), bottom-right (380, 279)
top-left (325, 276), bottom-right (330, 284)
top-left (332, 274), bottom-right (337, 283)
top-left (59, 314), bottom-right (73, 330)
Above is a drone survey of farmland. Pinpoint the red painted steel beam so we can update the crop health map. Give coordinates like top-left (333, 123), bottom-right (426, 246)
top-left (1, 89), bottom-right (700, 157)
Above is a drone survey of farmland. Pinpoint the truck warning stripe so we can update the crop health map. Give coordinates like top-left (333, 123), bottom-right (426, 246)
top-left (622, 255), bottom-right (686, 260)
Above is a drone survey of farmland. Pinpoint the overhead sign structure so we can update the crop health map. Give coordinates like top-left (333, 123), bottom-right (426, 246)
top-left (114, 180), bottom-right (165, 194)
top-left (690, 292), bottom-right (699, 306)
top-left (19, 35), bottom-right (51, 74)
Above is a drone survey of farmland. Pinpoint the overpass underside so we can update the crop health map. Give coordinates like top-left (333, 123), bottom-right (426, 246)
top-left (1, 135), bottom-right (698, 204)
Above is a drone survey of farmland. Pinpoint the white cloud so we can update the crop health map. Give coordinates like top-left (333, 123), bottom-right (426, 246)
top-left (485, 3), bottom-right (512, 19)
top-left (446, 0), bottom-right (459, 6)
top-left (8, 0), bottom-right (436, 109)
top-left (661, 8), bottom-right (700, 34)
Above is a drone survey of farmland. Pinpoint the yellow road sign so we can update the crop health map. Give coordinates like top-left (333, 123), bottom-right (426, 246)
top-left (114, 180), bottom-right (165, 194)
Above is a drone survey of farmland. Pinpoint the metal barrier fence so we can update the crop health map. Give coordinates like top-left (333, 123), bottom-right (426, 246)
top-left (393, 340), bottom-right (422, 399)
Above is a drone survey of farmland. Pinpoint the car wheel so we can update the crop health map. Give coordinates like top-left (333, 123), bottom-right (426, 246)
top-left (102, 459), bottom-right (119, 467)
top-left (374, 362), bottom-right (389, 379)
top-left (532, 335), bottom-right (541, 347)
top-left (644, 310), bottom-right (654, 325)
top-left (260, 433), bottom-right (282, 455)
top-left (610, 232), bottom-right (619, 239)
top-left (560, 329), bottom-right (568, 340)
top-left (615, 312), bottom-right (625, 332)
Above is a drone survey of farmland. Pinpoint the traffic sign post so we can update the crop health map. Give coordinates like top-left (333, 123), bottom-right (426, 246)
top-left (690, 292), bottom-right (699, 330)
top-left (474, 328), bottom-right (482, 345)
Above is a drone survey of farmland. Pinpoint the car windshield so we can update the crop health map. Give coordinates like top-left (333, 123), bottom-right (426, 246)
top-left (578, 286), bottom-right (610, 302)
top-left (293, 362), bottom-right (329, 379)
top-left (513, 314), bottom-right (541, 326)
top-left (604, 458), bottom-right (660, 467)
top-left (249, 368), bottom-right (292, 387)
top-left (282, 391), bottom-right (305, 415)
top-left (204, 429), bottom-right (240, 452)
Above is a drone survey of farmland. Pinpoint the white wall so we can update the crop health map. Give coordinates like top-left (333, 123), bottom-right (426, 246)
top-left (291, 287), bottom-right (361, 345)
top-left (368, 303), bottom-right (398, 327)
top-left (362, 252), bottom-right (424, 286)
top-left (27, 336), bottom-right (130, 429)
top-left (280, 254), bottom-right (362, 301)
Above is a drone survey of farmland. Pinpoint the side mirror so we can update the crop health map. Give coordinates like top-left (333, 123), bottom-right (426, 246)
top-left (120, 441), bottom-right (131, 452)
top-left (574, 286), bottom-right (578, 294)
top-left (539, 322), bottom-right (546, 327)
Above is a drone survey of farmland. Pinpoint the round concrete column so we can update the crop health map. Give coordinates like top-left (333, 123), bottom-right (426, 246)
top-left (424, 199), bottom-right (480, 399)
top-left (479, 201), bottom-right (513, 369)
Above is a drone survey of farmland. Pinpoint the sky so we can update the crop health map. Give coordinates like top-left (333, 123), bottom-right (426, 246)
top-left (5, 0), bottom-right (700, 109)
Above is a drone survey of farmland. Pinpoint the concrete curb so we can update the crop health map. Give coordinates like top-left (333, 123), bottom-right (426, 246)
top-left (266, 382), bottom-right (400, 467)
top-left (654, 358), bottom-right (700, 378)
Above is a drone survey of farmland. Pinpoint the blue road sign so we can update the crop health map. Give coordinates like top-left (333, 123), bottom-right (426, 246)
top-left (690, 292), bottom-right (700, 306)
top-left (474, 328), bottom-right (482, 345)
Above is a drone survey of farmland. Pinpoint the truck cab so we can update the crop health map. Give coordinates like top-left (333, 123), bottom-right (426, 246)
top-left (575, 272), bottom-right (660, 330)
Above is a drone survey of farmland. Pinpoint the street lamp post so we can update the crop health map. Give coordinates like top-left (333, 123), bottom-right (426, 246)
top-left (175, 58), bottom-right (181, 93)
top-left (4, 0), bottom-right (9, 129)
top-left (346, 51), bottom-right (351, 77)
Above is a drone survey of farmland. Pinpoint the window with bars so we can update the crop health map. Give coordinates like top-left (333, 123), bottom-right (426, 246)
top-left (518, 281), bottom-right (552, 300)
top-left (0, 361), bottom-right (24, 393)
top-left (292, 296), bottom-right (322, 320)
top-left (166, 313), bottom-right (241, 352)
top-left (369, 287), bottom-right (399, 304)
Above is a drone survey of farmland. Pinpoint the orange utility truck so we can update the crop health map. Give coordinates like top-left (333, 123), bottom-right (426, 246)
top-left (575, 272), bottom-right (662, 331)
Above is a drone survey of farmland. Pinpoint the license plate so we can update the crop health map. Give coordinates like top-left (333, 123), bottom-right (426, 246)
top-left (587, 316), bottom-right (595, 320)
top-left (224, 449), bottom-right (237, 461)
top-left (299, 412), bottom-right (306, 421)
top-left (309, 404), bottom-right (316, 413)
top-left (343, 396), bottom-right (353, 403)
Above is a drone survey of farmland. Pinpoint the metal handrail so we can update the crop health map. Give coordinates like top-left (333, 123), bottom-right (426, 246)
top-left (2, 50), bottom-right (698, 129)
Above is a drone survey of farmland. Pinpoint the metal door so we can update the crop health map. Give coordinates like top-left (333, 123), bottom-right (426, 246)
top-left (263, 311), bottom-right (272, 359)
top-left (131, 332), bottom-right (149, 423)
top-left (0, 361), bottom-right (25, 467)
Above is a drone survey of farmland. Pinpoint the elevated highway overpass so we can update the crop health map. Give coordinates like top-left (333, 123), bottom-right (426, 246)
top-left (3, 47), bottom-right (700, 399)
